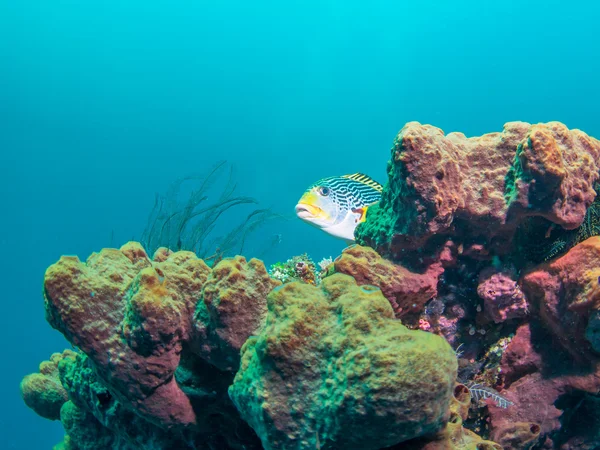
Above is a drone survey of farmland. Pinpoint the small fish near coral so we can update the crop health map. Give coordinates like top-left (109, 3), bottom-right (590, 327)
top-left (295, 173), bottom-right (383, 241)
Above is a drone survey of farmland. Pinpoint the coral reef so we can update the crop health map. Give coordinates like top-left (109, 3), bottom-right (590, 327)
top-left (351, 121), bottom-right (600, 447)
top-left (486, 239), bottom-right (600, 448)
top-left (332, 244), bottom-right (447, 318)
top-left (486, 324), bottom-right (571, 447)
top-left (28, 241), bottom-right (463, 449)
top-left (230, 274), bottom-right (457, 450)
top-left (521, 236), bottom-right (600, 361)
top-left (477, 268), bottom-right (529, 323)
top-left (44, 243), bottom-right (210, 427)
top-left (20, 350), bottom-right (74, 420)
top-left (42, 243), bottom-right (262, 448)
top-left (23, 121), bottom-right (600, 449)
top-left (193, 255), bottom-right (280, 371)
top-left (356, 121), bottom-right (600, 264)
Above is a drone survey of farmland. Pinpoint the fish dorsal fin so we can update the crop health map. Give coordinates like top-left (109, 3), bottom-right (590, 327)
top-left (342, 173), bottom-right (383, 192)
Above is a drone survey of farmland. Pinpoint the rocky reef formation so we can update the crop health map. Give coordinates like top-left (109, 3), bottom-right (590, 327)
top-left (22, 121), bottom-right (600, 449)
top-left (332, 245), bottom-right (447, 318)
top-left (230, 274), bottom-right (456, 449)
top-left (356, 121), bottom-right (600, 264)
top-left (20, 350), bottom-right (73, 421)
top-left (41, 244), bottom-right (264, 449)
top-left (485, 238), bottom-right (600, 448)
top-left (43, 245), bottom-right (211, 428)
top-left (351, 121), bottom-right (600, 448)
top-left (24, 241), bottom-right (469, 449)
top-left (193, 255), bottom-right (279, 371)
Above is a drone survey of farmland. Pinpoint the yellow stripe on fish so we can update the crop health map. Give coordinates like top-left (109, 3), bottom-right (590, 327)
top-left (342, 173), bottom-right (384, 192)
top-left (295, 173), bottom-right (383, 242)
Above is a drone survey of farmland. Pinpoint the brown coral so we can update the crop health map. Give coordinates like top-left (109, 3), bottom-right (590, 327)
top-left (490, 422), bottom-right (541, 450)
top-left (489, 323), bottom-right (600, 447)
top-left (333, 244), bottom-right (446, 318)
top-left (357, 121), bottom-right (600, 261)
top-left (192, 255), bottom-right (280, 371)
top-left (20, 350), bottom-right (76, 420)
top-left (521, 236), bottom-right (600, 361)
top-left (477, 268), bottom-right (529, 323)
top-left (43, 242), bottom-right (211, 427)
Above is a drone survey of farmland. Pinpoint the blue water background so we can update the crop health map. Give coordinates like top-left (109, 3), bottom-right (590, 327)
top-left (1, 1), bottom-right (599, 448)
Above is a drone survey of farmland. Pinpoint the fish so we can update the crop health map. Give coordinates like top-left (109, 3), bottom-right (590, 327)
top-left (295, 173), bottom-right (383, 241)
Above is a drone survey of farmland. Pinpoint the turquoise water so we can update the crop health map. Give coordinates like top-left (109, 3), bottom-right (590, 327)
top-left (1, 1), bottom-right (599, 448)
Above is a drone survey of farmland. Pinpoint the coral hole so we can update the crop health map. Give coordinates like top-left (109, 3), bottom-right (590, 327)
top-left (448, 412), bottom-right (460, 424)
top-left (529, 423), bottom-right (541, 435)
top-left (453, 384), bottom-right (469, 403)
top-left (96, 391), bottom-right (112, 407)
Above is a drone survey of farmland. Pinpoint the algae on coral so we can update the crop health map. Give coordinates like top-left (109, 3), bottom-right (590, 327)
top-left (230, 273), bottom-right (458, 450)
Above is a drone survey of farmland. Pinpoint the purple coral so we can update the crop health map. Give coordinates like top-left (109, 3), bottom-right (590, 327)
top-left (477, 268), bottom-right (529, 323)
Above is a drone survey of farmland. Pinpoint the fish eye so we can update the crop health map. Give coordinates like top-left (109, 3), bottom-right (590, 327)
top-left (318, 186), bottom-right (330, 196)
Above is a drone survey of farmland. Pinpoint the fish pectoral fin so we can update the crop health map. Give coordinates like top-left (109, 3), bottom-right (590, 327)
top-left (351, 206), bottom-right (368, 224)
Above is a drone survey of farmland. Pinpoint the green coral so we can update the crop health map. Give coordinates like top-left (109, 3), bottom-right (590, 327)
top-left (57, 351), bottom-right (261, 449)
top-left (229, 273), bottom-right (458, 450)
top-left (59, 401), bottom-right (120, 450)
top-left (355, 132), bottom-right (421, 249)
top-left (20, 350), bottom-right (75, 421)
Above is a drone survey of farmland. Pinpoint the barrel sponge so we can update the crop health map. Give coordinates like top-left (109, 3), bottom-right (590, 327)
top-left (229, 273), bottom-right (458, 450)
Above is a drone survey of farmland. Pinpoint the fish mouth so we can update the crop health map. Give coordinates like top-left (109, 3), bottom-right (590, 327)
top-left (295, 203), bottom-right (322, 219)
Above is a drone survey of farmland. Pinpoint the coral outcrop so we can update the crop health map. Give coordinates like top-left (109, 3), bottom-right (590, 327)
top-left (43, 243), bottom-right (210, 427)
top-left (521, 236), bottom-right (600, 361)
top-left (27, 241), bottom-right (461, 449)
top-left (229, 274), bottom-right (458, 450)
top-left (332, 245), bottom-right (447, 318)
top-left (477, 268), bottom-right (529, 324)
top-left (356, 121), bottom-right (600, 263)
top-left (486, 322), bottom-right (600, 448)
top-left (20, 350), bottom-right (74, 420)
top-left (193, 255), bottom-right (280, 371)
top-left (486, 238), bottom-right (600, 447)
top-left (41, 243), bottom-right (263, 448)
top-left (349, 121), bottom-right (600, 447)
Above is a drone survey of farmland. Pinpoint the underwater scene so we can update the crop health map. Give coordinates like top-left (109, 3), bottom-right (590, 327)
top-left (3, 1), bottom-right (600, 449)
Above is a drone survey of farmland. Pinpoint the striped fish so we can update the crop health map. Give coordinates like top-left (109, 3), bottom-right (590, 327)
top-left (295, 173), bottom-right (383, 242)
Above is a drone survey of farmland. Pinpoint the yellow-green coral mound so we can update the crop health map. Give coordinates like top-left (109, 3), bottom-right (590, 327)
top-left (229, 273), bottom-right (458, 450)
top-left (193, 255), bottom-right (280, 371)
top-left (20, 350), bottom-right (75, 420)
